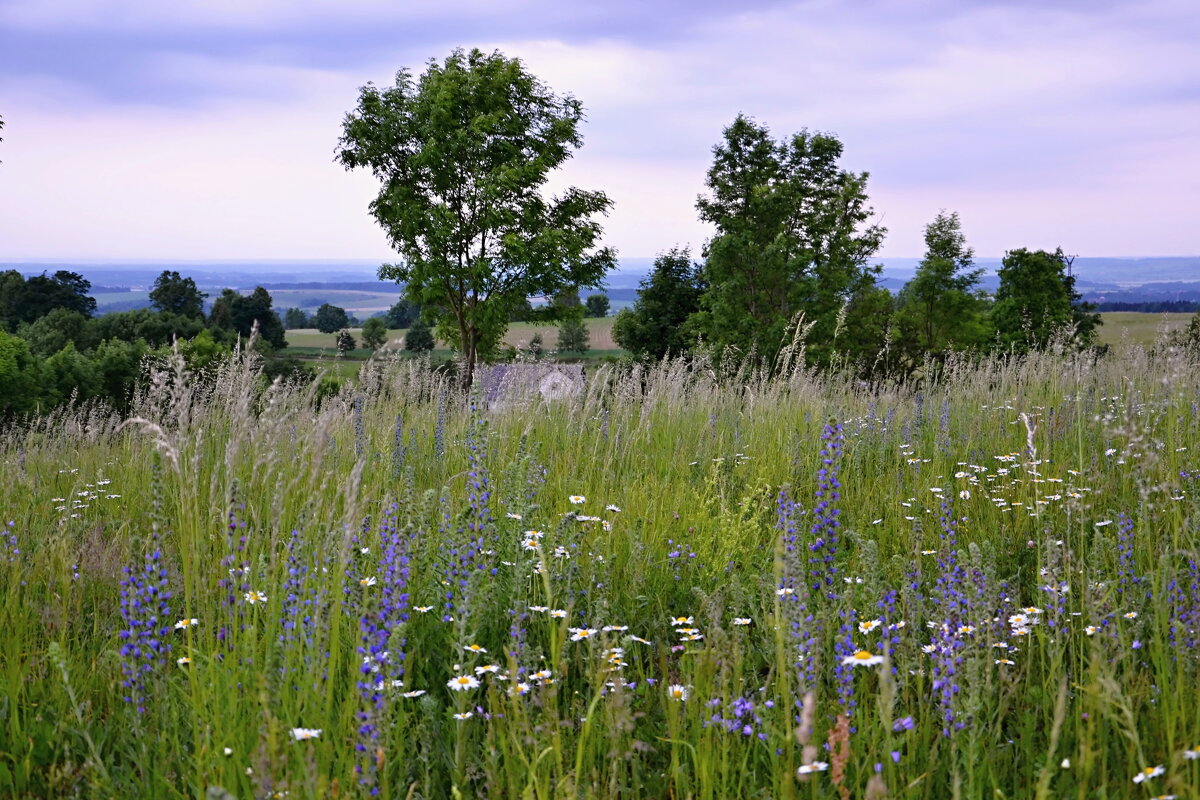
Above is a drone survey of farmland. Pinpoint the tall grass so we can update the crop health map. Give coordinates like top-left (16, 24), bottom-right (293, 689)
top-left (2, 339), bottom-right (1199, 798)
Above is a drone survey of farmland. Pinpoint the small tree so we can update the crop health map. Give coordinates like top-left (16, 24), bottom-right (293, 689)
top-left (361, 317), bottom-right (388, 350)
top-left (557, 316), bottom-right (589, 354)
top-left (337, 48), bottom-right (614, 389)
top-left (404, 319), bottom-right (434, 353)
top-left (284, 307), bottom-right (310, 329)
top-left (992, 248), bottom-right (1100, 352)
top-left (335, 329), bottom-right (357, 354)
top-left (585, 294), bottom-right (610, 317)
top-left (314, 303), bottom-right (351, 334)
top-left (529, 332), bottom-right (544, 359)
top-left (612, 247), bottom-right (703, 359)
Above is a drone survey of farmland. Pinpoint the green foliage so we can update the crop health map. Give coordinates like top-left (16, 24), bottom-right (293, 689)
top-left (0, 269), bottom-right (97, 330)
top-left (892, 211), bottom-right (989, 371)
top-left (556, 315), bottom-right (589, 354)
top-left (992, 248), bottom-right (1101, 352)
top-left (528, 331), bottom-right (544, 358)
top-left (41, 342), bottom-right (101, 405)
top-left (92, 338), bottom-right (148, 409)
top-left (361, 317), bottom-right (388, 350)
top-left (209, 287), bottom-right (287, 350)
top-left (337, 47), bottom-right (615, 387)
top-left (584, 293), bottom-right (610, 317)
top-left (18, 308), bottom-right (95, 357)
top-left (0, 329), bottom-right (43, 414)
top-left (383, 298), bottom-right (420, 329)
top-left (694, 115), bottom-right (885, 367)
top-left (283, 307), bottom-right (310, 330)
top-left (404, 318), bottom-right (434, 352)
top-left (313, 303), bottom-right (350, 334)
top-left (90, 308), bottom-right (204, 349)
top-left (149, 270), bottom-right (207, 318)
top-left (612, 247), bottom-right (703, 359)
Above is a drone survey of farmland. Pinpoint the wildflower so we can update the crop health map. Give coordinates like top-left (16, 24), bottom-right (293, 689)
top-left (359, 576), bottom-right (377, 588)
top-left (474, 664), bottom-right (500, 675)
top-left (670, 616), bottom-right (694, 626)
top-left (453, 712), bottom-right (474, 720)
top-left (223, 747), bottom-right (233, 756)
top-left (174, 618), bottom-right (199, 630)
top-left (511, 682), bottom-right (532, 695)
top-left (858, 619), bottom-right (882, 634)
top-left (402, 690), bottom-right (425, 698)
top-left (1132, 765), bottom-right (1165, 783)
top-left (605, 504), bottom-right (621, 512)
top-left (631, 636), bottom-right (652, 645)
top-left (549, 609), bottom-right (567, 618)
top-left (1085, 626), bottom-right (1098, 636)
top-left (290, 728), bottom-right (322, 741)
top-left (568, 495), bottom-right (586, 504)
top-left (995, 658), bottom-right (1015, 665)
top-left (506, 512), bottom-right (522, 520)
top-left (521, 539), bottom-right (540, 551)
top-left (775, 587), bottom-right (794, 596)
top-left (959, 490), bottom-right (971, 500)
top-left (1183, 747), bottom-right (1200, 759)
top-left (681, 633), bottom-right (704, 641)
top-left (798, 761), bottom-right (829, 774)
top-left (732, 618), bottom-right (752, 626)
top-left (414, 605), bottom-right (433, 613)
top-left (1095, 520), bottom-right (1113, 527)
top-left (667, 684), bottom-right (689, 701)
top-left (244, 590), bottom-right (268, 605)
top-left (1123, 611), bottom-right (1138, 619)
top-left (921, 550), bottom-right (937, 556)
top-left (569, 627), bottom-right (598, 641)
top-left (1022, 607), bottom-right (1044, 615)
top-left (530, 669), bottom-right (552, 682)
top-left (602, 624), bottom-right (629, 632)
top-left (464, 644), bottom-right (487, 654)
top-left (957, 625), bottom-right (976, 636)
top-left (176, 656), bottom-right (191, 666)
top-left (447, 674), bottom-right (480, 691)
top-left (842, 650), bottom-right (884, 667)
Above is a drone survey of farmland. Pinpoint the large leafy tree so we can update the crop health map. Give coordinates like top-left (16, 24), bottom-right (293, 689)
top-left (337, 48), bottom-right (615, 389)
top-left (694, 115), bottom-right (885, 368)
top-left (893, 211), bottom-right (989, 371)
top-left (313, 303), bottom-right (350, 334)
top-left (992, 248), bottom-right (1101, 352)
top-left (612, 247), bottom-right (704, 360)
top-left (150, 270), bottom-right (207, 318)
top-left (209, 287), bottom-right (287, 350)
top-left (0, 270), bottom-right (97, 330)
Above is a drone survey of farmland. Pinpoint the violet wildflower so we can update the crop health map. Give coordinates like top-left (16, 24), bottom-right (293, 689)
top-left (118, 539), bottom-right (173, 714)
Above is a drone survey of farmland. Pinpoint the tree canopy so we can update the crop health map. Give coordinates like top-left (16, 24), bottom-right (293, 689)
top-left (150, 270), bottom-right (207, 319)
top-left (337, 47), bottom-right (615, 388)
top-left (313, 303), bottom-right (351, 334)
top-left (693, 115), bottom-right (885, 368)
top-left (612, 248), bottom-right (704, 360)
top-left (992, 248), bottom-right (1101, 352)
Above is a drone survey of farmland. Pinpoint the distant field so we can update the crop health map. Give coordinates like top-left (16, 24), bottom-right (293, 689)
top-left (265, 289), bottom-right (402, 316)
top-left (1096, 311), bottom-right (1192, 346)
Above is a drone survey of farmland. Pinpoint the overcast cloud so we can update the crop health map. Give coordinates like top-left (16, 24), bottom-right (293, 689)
top-left (1, 0), bottom-right (1197, 261)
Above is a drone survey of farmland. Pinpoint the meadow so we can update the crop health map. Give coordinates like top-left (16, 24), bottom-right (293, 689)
top-left (2, 338), bottom-right (1199, 799)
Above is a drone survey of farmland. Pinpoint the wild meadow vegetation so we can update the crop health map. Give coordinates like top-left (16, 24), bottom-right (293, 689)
top-left (3, 337), bottom-right (1200, 799)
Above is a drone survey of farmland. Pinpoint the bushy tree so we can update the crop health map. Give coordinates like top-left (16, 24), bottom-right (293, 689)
top-left (18, 308), bottom-right (94, 357)
top-left (383, 298), bottom-right (420, 329)
top-left (612, 248), bottom-right (703, 360)
top-left (557, 316), bottom-right (589, 354)
top-left (209, 287), bottom-right (287, 350)
top-left (893, 212), bottom-right (989, 370)
top-left (584, 294), bottom-right (610, 317)
top-left (0, 330), bottom-right (44, 415)
top-left (149, 270), bottom-right (207, 318)
top-left (90, 309), bottom-right (203, 349)
top-left (335, 329), bottom-right (357, 354)
top-left (361, 317), bottom-right (388, 350)
top-left (92, 338), bottom-right (147, 409)
top-left (41, 342), bottom-right (101, 405)
top-left (992, 248), bottom-right (1101, 352)
top-left (404, 318), bottom-right (434, 353)
top-left (283, 307), bottom-right (310, 329)
top-left (0, 270), bottom-right (97, 329)
top-left (313, 303), bottom-right (350, 334)
top-left (694, 116), bottom-right (885, 367)
top-left (337, 48), bottom-right (614, 388)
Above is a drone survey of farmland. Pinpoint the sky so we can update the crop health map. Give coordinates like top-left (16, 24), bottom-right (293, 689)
top-left (1, 0), bottom-right (1197, 263)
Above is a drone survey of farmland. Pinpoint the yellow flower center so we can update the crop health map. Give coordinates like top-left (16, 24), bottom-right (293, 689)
top-left (853, 650), bottom-right (874, 660)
